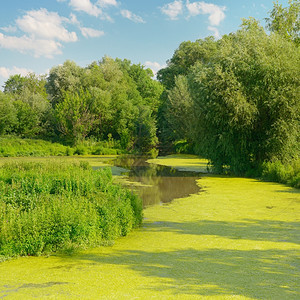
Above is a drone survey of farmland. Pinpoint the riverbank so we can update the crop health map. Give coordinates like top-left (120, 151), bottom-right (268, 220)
top-left (0, 155), bottom-right (299, 299)
top-left (0, 160), bottom-right (142, 260)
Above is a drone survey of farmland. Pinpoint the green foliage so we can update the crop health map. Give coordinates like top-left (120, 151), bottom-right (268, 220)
top-left (0, 136), bottom-right (123, 157)
top-left (261, 159), bottom-right (300, 188)
top-left (266, 0), bottom-right (300, 44)
top-left (46, 60), bottom-right (84, 107)
top-left (44, 57), bottom-right (163, 152)
top-left (55, 89), bottom-right (97, 144)
top-left (0, 136), bottom-right (69, 157)
top-left (157, 37), bottom-right (219, 148)
top-left (4, 73), bottom-right (47, 98)
top-left (1, 56), bottom-right (163, 154)
top-left (159, 4), bottom-right (300, 174)
top-left (0, 161), bottom-right (143, 259)
top-left (174, 140), bottom-right (195, 154)
top-left (157, 37), bottom-right (219, 90)
top-left (2, 74), bottom-right (51, 138)
top-left (0, 93), bottom-right (17, 135)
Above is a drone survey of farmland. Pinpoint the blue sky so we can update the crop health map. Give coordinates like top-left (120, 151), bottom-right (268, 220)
top-left (0, 0), bottom-right (288, 89)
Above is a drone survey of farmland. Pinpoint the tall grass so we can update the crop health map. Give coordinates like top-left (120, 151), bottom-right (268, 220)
top-left (0, 136), bottom-right (68, 157)
top-left (0, 161), bottom-right (142, 260)
top-left (0, 136), bottom-right (123, 157)
top-left (261, 159), bottom-right (300, 188)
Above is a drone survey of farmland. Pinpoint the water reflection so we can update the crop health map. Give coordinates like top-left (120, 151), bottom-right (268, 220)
top-left (110, 156), bottom-right (201, 207)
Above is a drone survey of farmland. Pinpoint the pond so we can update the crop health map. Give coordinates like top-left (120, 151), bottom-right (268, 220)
top-left (0, 154), bottom-right (203, 208)
top-left (1, 154), bottom-right (299, 299)
top-left (103, 155), bottom-right (202, 207)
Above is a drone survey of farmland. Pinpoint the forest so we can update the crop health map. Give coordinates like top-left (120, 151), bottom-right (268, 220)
top-left (0, 0), bottom-right (299, 182)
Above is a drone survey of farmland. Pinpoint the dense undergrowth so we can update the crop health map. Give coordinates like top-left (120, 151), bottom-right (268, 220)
top-left (261, 159), bottom-right (300, 189)
top-left (0, 136), bottom-right (123, 157)
top-left (0, 161), bottom-right (142, 260)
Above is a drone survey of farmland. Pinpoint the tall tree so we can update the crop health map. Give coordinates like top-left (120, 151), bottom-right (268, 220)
top-left (266, 0), bottom-right (300, 44)
top-left (55, 89), bottom-right (97, 144)
top-left (164, 16), bottom-right (300, 173)
top-left (0, 92), bottom-right (17, 135)
top-left (46, 60), bottom-right (83, 107)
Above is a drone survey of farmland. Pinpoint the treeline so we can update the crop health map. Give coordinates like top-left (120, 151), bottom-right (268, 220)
top-left (157, 1), bottom-right (300, 177)
top-left (0, 1), bottom-right (299, 183)
top-left (0, 57), bottom-right (163, 154)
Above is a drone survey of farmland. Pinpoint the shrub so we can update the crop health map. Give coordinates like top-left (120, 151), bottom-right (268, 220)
top-left (0, 161), bottom-right (142, 259)
top-left (261, 159), bottom-right (300, 188)
top-left (0, 136), bottom-right (68, 157)
top-left (0, 136), bottom-right (124, 158)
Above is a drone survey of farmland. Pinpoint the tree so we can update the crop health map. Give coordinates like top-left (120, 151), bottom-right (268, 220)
top-left (157, 37), bottom-right (219, 149)
top-left (55, 89), bottom-right (97, 144)
top-left (46, 60), bottom-right (83, 107)
top-left (3, 73), bottom-right (51, 137)
top-left (3, 75), bottom-right (26, 94)
top-left (266, 0), bottom-right (300, 44)
top-left (164, 17), bottom-right (300, 173)
top-left (165, 75), bottom-right (194, 141)
top-left (4, 73), bottom-right (47, 97)
top-left (0, 92), bottom-right (17, 135)
top-left (157, 36), bottom-right (219, 90)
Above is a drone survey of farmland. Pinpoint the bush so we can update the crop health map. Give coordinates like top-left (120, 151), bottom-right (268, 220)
top-left (0, 136), bottom-right (68, 157)
top-left (0, 136), bottom-right (124, 157)
top-left (0, 161), bottom-right (142, 259)
top-left (261, 159), bottom-right (300, 188)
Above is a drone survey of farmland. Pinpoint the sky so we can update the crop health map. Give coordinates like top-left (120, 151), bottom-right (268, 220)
top-left (0, 0), bottom-right (289, 89)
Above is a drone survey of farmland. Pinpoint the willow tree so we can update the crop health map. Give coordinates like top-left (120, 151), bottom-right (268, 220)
top-left (164, 18), bottom-right (300, 173)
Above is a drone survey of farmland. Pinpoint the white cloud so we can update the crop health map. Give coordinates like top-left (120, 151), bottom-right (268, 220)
top-left (121, 10), bottom-right (145, 23)
top-left (186, 1), bottom-right (225, 26)
top-left (69, 0), bottom-right (103, 17)
top-left (0, 25), bottom-right (17, 33)
top-left (80, 27), bottom-right (105, 38)
top-left (69, 0), bottom-right (113, 21)
top-left (207, 26), bottom-right (220, 39)
top-left (69, 13), bottom-right (80, 25)
top-left (0, 33), bottom-right (62, 58)
top-left (97, 0), bottom-right (118, 7)
top-left (16, 8), bottom-right (77, 42)
top-left (144, 61), bottom-right (166, 77)
top-left (0, 66), bottom-right (33, 79)
top-left (0, 8), bottom-right (79, 58)
top-left (161, 0), bottom-right (183, 20)
top-left (161, 1), bottom-right (226, 28)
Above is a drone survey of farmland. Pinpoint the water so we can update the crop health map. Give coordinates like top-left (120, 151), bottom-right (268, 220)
top-left (108, 156), bottom-right (201, 207)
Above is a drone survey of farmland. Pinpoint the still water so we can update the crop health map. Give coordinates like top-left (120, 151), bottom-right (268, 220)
top-left (0, 155), bottom-right (202, 208)
top-left (107, 156), bottom-right (201, 207)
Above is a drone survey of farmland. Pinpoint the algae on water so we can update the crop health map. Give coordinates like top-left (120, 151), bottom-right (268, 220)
top-left (0, 155), bottom-right (299, 299)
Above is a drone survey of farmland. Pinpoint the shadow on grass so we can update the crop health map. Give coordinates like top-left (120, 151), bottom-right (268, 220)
top-left (67, 218), bottom-right (300, 298)
top-left (76, 247), bottom-right (299, 299)
top-left (143, 219), bottom-right (300, 244)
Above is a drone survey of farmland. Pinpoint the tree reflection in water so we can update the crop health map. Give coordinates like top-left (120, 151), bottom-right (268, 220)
top-left (110, 156), bottom-right (201, 207)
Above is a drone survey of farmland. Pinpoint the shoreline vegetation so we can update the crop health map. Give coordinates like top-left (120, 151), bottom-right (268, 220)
top-left (0, 160), bottom-right (142, 261)
top-left (0, 136), bottom-right (123, 157)
top-left (1, 136), bottom-right (299, 188)
top-left (0, 155), bottom-right (299, 299)
top-left (0, 0), bottom-right (299, 264)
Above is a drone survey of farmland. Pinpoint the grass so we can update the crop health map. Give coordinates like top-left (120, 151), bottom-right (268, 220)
top-left (0, 160), bottom-right (142, 260)
top-left (261, 159), bottom-right (300, 188)
top-left (0, 155), bottom-right (299, 299)
top-left (0, 136), bottom-right (123, 157)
